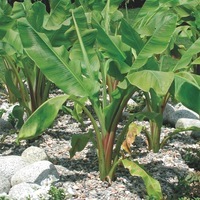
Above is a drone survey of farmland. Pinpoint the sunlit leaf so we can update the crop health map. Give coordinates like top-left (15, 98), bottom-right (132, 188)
top-left (71, 7), bottom-right (99, 77)
top-left (0, 15), bottom-right (14, 39)
top-left (18, 18), bottom-right (99, 97)
top-left (132, 13), bottom-right (177, 69)
top-left (45, 0), bottom-right (71, 29)
top-left (26, 2), bottom-right (46, 32)
top-left (128, 70), bottom-right (174, 95)
top-left (17, 95), bottom-right (69, 143)
top-left (122, 159), bottom-right (163, 199)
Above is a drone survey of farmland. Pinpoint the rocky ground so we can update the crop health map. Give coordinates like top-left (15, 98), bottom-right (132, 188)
top-left (0, 93), bottom-right (200, 199)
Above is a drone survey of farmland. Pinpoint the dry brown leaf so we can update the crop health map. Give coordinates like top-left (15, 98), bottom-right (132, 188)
top-left (121, 123), bottom-right (142, 154)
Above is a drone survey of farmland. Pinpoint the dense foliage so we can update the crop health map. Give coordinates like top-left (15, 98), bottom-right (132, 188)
top-left (0, 0), bottom-right (200, 199)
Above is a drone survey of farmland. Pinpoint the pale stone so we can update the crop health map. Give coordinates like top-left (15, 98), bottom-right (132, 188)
top-left (21, 146), bottom-right (48, 164)
top-left (0, 156), bottom-right (28, 180)
top-left (0, 175), bottom-right (10, 194)
top-left (11, 160), bottom-right (59, 186)
top-left (8, 182), bottom-right (41, 200)
top-left (163, 103), bottom-right (199, 127)
top-left (175, 118), bottom-right (200, 129)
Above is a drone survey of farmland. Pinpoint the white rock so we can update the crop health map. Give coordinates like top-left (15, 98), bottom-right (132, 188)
top-left (163, 103), bottom-right (199, 126)
top-left (8, 182), bottom-right (41, 200)
top-left (0, 156), bottom-right (28, 180)
top-left (21, 146), bottom-right (48, 164)
top-left (0, 175), bottom-right (10, 194)
top-left (127, 99), bottom-right (138, 107)
top-left (11, 160), bottom-right (59, 186)
top-left (0, 102), bottom-right (10, 112)
top-left (175, 118), bottom-right (200, 129)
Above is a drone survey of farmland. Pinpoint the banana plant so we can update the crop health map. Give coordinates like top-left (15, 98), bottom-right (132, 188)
top-left (123, 0), bottom-right (200, 152)
top-left (15, 0), bottom-right (164, 198)
top-left (0, 1), bottom-right (46, 125)
top-left (14, 0), bottom-right (199, 197)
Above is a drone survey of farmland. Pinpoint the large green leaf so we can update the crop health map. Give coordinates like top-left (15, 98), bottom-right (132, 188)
top-left (122, 159), bottom-right (163, 199)
top-left (121, 19), bottom-right (144, 54)
top-left (132, 13), bottom-right (177, 69)
top-left (26, 2), bottom-right (46, 32)
top-left (0, 15), bottom-right (15, 39)
top-left (0, 0), bottom-right (12, 16)
top-left (11, 2), bottom-right (27, 19)
top-left (133, 0), bottom-right (198, 31)
top-left (3, 29), bottom-right (23, 54)
top-left (70, 7), bottom-right (99, 77)
top-left (133, 0), bottom-right (160, 30)
top-left (173, 38), bottom-right (200, 72)
top-left (128, 70), bottom-right (174, 95)
top-left (45, 0), bottom-right (71, 29)
top-left (162, 0), bottom-right (200, 7)
top-left (173, 73), bottom-right (200, 114)
top-left (18, 19), bottom-right (98, 97)
top-left (121, 19), bottom-right (159, 71)
top-left (46, 24), bottom-right (72, 48)
top-left (17, 95), bottom-right (69, 143)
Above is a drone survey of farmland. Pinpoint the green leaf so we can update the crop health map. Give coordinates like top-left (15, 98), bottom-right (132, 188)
top-left (18, 19), bottom-right (98, 97)
top-left (173, 73), bottom-right (200, 114)
top-left (26, 2), bottom-right (46, 32)
top-left (71, 7), bottom-right (99, 77)
top-left (173, 38), bottom-right (200, 71)
top-left (133, 0), bottom-right (160, 30)
top-left (0, 15), bottom-right (15, 39)
top-left (5, 70), bottom-right (21, 99)
top-left (128, 70), bottom-right (174, 96)
top-left (93, 20), bottom-right (126, 61)
top-left (45, 24), bottom-right (72, 48)
top-left (12, 105), bottom-right (24, 129)
top-left (11, 2), bottom-right (26, 19)
top-left (121, 19), bottom-right (144, 54)
top-left (122, 159), bottom-right (163, 199)
top-left (192, 57), bottom-right (200, 64)
top-left (69, 130), bottom-right (93, 158)
top-left (45, 0), bottom-right (71, 29)
top-left (160, 55), bottom-right (178, 72)
top-left (0, 0), bottom-right (12, 15)
top-left (17, 95), bottom-right (69, 143)
top-left (121, 20), bottom-right (159, 71)
top-left (3, 29), bottom-right (23, 54)
top-left (132, 13), bottom-right (177, 69)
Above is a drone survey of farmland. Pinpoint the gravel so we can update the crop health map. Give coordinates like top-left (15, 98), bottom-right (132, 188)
top-left (0, 96), bottom-right (200, 199)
